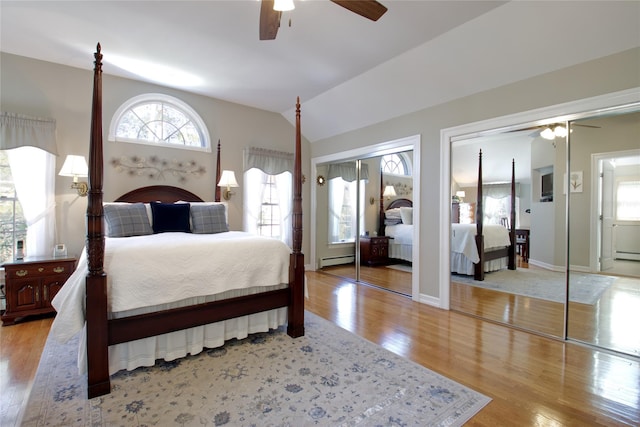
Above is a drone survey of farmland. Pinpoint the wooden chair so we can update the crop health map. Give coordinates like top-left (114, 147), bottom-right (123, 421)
top-left (515, 229), bottom-right (529, 262)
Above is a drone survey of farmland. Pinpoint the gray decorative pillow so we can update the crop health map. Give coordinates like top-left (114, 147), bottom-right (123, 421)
top-left (104, 203), bottom-right (153, 237)
top-left (190, 204), bottom-right (229, 234)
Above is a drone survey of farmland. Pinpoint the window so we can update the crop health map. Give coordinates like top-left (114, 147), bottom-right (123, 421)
top-left (481, 183), bottom-right (520, 227)
top-left (0, 151), bottom-right (27, 264)
top-left (616, 180), bottom-right (640, 221)
top-left (243, 147), bottom-right (294, 246)
top-left (244, 168), bottom-right (292, 243)
top-left (258, 174), bottom-right (282, 239)
top-left (109, 94), bottom-right (211, 152)
top-left (328, 177), bottom-right (365, 243)
top-left (381, 153), bottom-right (410, 176)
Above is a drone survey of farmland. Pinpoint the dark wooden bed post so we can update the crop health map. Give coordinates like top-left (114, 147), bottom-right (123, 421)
top-left (215, 140), bottom-right (221, 202)
top-left (378, 169), bottom-right (385, 237)
top-left (288, 97), bottom-right (305, 338)
top-left (508, 159), bottom-right (516, 270)
top-left (474, 150), bottom-right (485, 281)
top-left (85, 43), bottom-right (110, 398)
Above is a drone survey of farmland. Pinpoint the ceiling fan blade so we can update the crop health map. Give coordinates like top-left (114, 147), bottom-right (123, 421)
top-left (572, 123), bottom-right (601, 128)
top-left (330, 0), bottom-right (388, 21)
top-left (260, 0), bottom-right (281, 40)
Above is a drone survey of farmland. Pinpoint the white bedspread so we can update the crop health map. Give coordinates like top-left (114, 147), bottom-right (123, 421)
top-left (451, 224), bottom-right (511, 264)
top-left (51, 231), bottom-right (291, 344)
top-left (385, 223), bottom-right (413, 245)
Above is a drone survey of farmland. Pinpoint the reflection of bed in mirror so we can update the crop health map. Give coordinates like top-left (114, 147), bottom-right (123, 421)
top-left (451, 150), bottom-right (516, 281)
top-left (381, 198), bottom-right (413, 262)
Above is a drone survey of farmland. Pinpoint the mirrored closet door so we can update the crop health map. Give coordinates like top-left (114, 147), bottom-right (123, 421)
top-left (450, 103), bottom-right (640, 358)
top-left (567, 110), bottom-right (640, 357)
top-left (314, 150), bottom-right (415, 297)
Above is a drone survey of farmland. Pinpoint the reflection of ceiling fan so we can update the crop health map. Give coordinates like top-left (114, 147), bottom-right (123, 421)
top-left (260, 0), bottom-right (388, 40)
top-left (511, 123), bottom-right (601, 140)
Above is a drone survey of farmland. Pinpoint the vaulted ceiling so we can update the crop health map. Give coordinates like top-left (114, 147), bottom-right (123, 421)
top-left (1, 1), bottom-right (638, 142)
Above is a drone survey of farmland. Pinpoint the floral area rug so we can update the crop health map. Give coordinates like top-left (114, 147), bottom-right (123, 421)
top-left (452, 267), bottom-right (616, 305)
top-left (22, 311), bottom-right (490, 426)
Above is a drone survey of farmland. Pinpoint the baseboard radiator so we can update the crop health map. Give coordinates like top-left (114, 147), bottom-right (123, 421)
top-left (320, 255), bottom-right (355, 268)
top-left (615, 224), bottom-right (640, 261)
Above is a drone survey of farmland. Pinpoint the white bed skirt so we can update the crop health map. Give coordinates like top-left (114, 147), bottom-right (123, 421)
top-left (70, 285), bottom-right (288, 375)
top-left (450, 252), bottom-right (507, 275)
top-left (389, 242), bottom-right (412, 262)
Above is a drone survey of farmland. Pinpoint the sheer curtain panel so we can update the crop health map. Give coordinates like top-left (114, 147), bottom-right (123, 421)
top-left (1, 112), bottom-right (58, 257)
top-left (243, 147), bottom-right (293, 246)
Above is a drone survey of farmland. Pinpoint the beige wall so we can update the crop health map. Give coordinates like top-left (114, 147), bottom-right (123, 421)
top-left (2, 47), bottom-right (638, 301)
top-left (1, 52), bottom-right (311, 259)
top-left (310, 48), bottom-right (640, 299)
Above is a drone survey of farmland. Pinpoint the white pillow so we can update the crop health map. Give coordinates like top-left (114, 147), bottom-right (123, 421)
top-left (385, 208), bottom-right (402, 220)
top-left (400, 207), bottom-right (413, 225)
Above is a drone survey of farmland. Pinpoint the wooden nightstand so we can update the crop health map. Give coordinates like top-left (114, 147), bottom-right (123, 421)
top-left (360, 236), bottom-right (390, 266)
top-left (1, 256), bottom-right (76, 326)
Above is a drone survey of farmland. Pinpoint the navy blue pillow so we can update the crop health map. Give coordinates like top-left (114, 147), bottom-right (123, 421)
top-left (150, 202), bottom-right (191, 233)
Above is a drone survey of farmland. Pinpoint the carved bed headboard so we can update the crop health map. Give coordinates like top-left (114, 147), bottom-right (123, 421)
top-left (386, 198), bottom-right (413, 210)
top-left (380, 198), bottom-right (413, 236)
top-left (114, 185), bottom-right (203, 203)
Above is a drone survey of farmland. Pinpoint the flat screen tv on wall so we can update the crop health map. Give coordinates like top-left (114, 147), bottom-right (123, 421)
top-left (541, 172), bottom-right (553, 202)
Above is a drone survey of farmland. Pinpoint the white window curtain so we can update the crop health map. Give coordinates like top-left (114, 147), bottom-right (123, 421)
top-left (1, 113), bottom-right (58, 257)
top-left (482, 183), bottom-right (521, 227)
top-left (327, 162), bottom-right (367, 243)
top-left (243, 147), bottom-right (293, 247)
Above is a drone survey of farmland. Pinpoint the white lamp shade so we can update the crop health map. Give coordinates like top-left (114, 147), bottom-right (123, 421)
top-left (382, 185), bottom-right (396, 197)
top-left (274, 0), bottom-right (295, 11)
top-left (217, 170), bottom-right (239, 188)
top-left (59, 155), bottom-right (88, 177)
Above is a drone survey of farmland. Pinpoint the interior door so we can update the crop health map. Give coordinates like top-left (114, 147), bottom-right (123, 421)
top-left (600, 159), bottom-right (615, 271)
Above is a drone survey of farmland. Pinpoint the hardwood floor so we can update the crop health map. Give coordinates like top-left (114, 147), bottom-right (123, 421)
top-left (2, 270), bottom-right (639, 426)
top-left (321, 262), bottom-right (413, 296)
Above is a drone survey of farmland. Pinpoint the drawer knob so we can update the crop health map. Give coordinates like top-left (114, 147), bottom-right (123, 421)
top-left (53, 267), bottom-right (65, 273)
top-left (38, 267), bottom-right (44, 272)
top-left (16, 270), bottom-right (28, 277)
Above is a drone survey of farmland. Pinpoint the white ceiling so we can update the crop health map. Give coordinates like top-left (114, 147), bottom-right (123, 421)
top-left (1, 1), bottom-right (638, 143)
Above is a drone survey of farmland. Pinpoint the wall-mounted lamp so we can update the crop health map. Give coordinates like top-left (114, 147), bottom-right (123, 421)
top-left (217, 170), bottom-right (239, 200)
top-left (370, 185), bottom-right (397, 205)
top-left (455, 190), bottom-right (466, 202)
top-left (59, 155), bottom-right (89, 197)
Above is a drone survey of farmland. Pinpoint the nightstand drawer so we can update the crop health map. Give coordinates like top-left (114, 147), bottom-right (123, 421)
top-left (2, 256), bottom-right (77, 326)
top-left (4, 260), bottom-right (75, 279)
top-left (360, 236), bottom-right (390, 266)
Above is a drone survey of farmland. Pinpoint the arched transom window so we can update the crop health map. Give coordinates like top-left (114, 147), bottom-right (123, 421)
top-left (381, 153), bottom-right (410, 176)
top-left (109, 93), bottom-right (211, 152)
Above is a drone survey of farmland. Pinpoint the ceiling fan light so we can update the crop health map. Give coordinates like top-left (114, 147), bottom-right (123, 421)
top-left (274, 0), bottom-right (294, 12)
top-left (540, 127), bottom-right (556, 140)
top-left (554, 125), bottom-right (567, 137)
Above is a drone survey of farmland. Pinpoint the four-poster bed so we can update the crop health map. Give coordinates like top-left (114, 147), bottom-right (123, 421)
top-left (450, 150), bottom-right (516, 281)
top-left (52, 44), bottom-right (305, 398)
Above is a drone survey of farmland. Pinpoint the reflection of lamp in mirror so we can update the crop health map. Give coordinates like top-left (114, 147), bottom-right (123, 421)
top-left (371, 185), bottom-right (397, 205)
top-left (273, 0), bottom-right (294, 11)
top-left (59, 155), bottom-right (89, 196)
top-left (456, 190), bottom-right (466, 202)
top-left (217, 170), bottom-right (239, 200)
top-left (383, 185), bottom-right (396, 199)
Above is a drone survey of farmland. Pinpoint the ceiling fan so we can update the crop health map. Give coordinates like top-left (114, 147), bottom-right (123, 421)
top-left (260, 0), bottom-right (388, 40)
